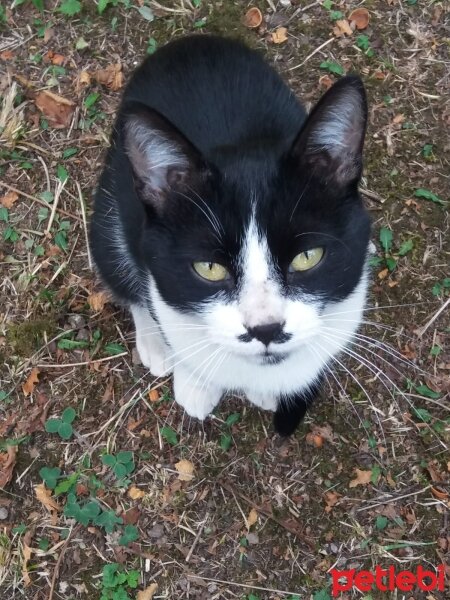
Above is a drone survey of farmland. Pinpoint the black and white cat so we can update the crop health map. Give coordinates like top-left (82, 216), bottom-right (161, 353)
top-left (90, 35), bottom-right (371, 436)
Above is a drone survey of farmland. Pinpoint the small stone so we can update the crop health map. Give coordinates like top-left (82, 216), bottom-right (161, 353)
top-left (0, 507), bottom-right (8, 520)
top-left (68, 314), bottom-right (86, 329)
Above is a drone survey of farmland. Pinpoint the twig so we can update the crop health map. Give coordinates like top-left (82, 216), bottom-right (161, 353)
top-left (287, 38), bottom-right (334, 71)
top-left (187, 574), bottom-right (303, 597)
top-left (76, 181), bottom-right (93, 269)
top-left (0, 181), bottom-right (82, 222)
top-left (356, 485), bottom-right (431, 512)
top-left (416, 297), bottom-right (450, 338)
top-left (185, 512), bottom-right (209, 563)
top-left (218, 480), bottom-right (315, 550)
top-left (45, 178), bottom-right (67, 234)
top-left (48, 525), bottom-right (79, 600)
top-left (360, 187), bottom-right (386, 204)
top-left (37, 352), bottom-right (128, 368)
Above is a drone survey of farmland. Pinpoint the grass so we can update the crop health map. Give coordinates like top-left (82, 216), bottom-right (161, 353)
top-left (0, 0), bottom-right (449, 599)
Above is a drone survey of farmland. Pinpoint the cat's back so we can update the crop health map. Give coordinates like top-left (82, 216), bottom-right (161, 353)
top-left (122, 35), bottom-right (305, 155)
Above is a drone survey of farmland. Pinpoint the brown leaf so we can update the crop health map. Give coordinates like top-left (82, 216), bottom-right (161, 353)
top-left (348, 8), bottom-right (370, 30)
top-left (88, 291), bottom-right (109, 312)
top-left (92, 63), bottom-right (123, 91)
top-left (148, 389), bottom-right (160, 402)
top-left (175, 459), bottom-right (195, 482)
top-left (74, 70), bottom-right (91, 95)
top-left (0, 50), bottom-right (14, 61)
top-left (0, 445), bottom-right (18, 488)
top-left (122, 506), bottom-right (141, 525)
top-left (34, 90), bottom-right (75, 129)
top-left (244, 7), bottom-right (263, 28)
top-left (137, 583), bottom-right (158, 600)
top-left (319, 74), bottom-right (333, 90)
top-left (271, 27), bottom-right (288, 44)
top-left (1, 191), bottom-right (19, 208)
top-left (128, 485), bottom-right (146, 500)
top-left (305, 432), bottom-right (324, 447)
top-left (247, 508), bottom-right (258, 528)
top-left (349, 468), bottom-right (372, 488)
top-left (324, 490), bottom-right (341, 513)
top-left (22, 368), bottom-right (40, 397)
top-left (34, 484), bottom-right (61, 512)
top-left (22, 530), bottom-right (33, 587)
top-left (431, 487), bottom-right (449, 500)
top-left (378, 268), bottom-right (389, 280)
top-left (44, 27), bottom-right (55, 43)
top-left (333, 19), bottom-right (353, 37)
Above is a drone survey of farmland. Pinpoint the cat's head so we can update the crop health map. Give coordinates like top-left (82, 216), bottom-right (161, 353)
top-left (122, 76), bottom-right (371, 364)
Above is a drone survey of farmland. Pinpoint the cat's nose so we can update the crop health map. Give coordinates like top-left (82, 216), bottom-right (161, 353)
top-left (246, 322), bottom-right (285, 346)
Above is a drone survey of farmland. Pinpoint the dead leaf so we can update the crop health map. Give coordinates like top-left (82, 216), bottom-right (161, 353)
top-left (244, 7), bottom-right (263, 28)
top-left (44, 27), bottom-right (55, 43)
top-left (22, 530), bottom-right (33, 587)
top-left (34, 90), bottom-right (75, 129)
top-left (392, 113), bottom-right (405, 125)
top-left (247, 508), bottom-right (258, 528)
top-left (92, 63), bottom-right (123, 91)
top-left (271, 27), bottom-right (288, 44)
top-left (175, 459), bottom-right (195, 482)
top-left (0, 446), bottom-right (18, 488)
top-left (74, 70), bottom-right (91, 94)
top-left (137, 583), bottom-right (158, 600)
top-left (128, 485), bottom-right (146, 500)
top-left (348, 8), bottom-right (370, 30)
top-left (349, 468), bottom-right (372, 488)
top-left (324, 490), bottom-right (341, 513)
top-left (310, 423), bottom-right (334, 442)
top-left (319, 74), bottom-right (333, 90)
top-left (305, 432), bottom-right (324, 447)
top-left (22, 368), bottom-right (40, 397)
top-left (88, 291), bottom-right (109, 312)
top-left (1, 191), bottom-right (19, 208)
top-left (34, 484), bottom-right (61, 512)
top-left (431, 487), bottom-right (449, 500)
top-left (148, 389), bottom-right (160, 402)
top-left (0, 50), bottom-right (14, 61)
top-left (378, 268), bottom-right (389, 280)
top-left (333, 19), bottom-right (353, 37)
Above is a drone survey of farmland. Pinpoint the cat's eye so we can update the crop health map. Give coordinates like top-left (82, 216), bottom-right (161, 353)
top-left (193, 261), bottom-right (229, 282)
top-left (290, 247), bottom-right (324, 272)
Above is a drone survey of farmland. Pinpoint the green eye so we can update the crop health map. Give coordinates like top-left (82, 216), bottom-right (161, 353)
top-left (290, 247), bottom-right (324, 272)
top-left (193, 262), bottom-right (229, 282)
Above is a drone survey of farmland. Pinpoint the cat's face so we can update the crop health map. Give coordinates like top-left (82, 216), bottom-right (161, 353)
top-left (124, 77), bottom-right (371, 365)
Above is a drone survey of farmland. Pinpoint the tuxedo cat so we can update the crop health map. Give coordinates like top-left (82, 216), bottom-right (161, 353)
top-left (90, 35), bottom-right (371, 436)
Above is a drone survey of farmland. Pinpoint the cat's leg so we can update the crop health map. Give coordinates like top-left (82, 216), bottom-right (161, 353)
top-left (246, 392), bottom-right (278, 412)
top-left (273, 378), bottom-right (323, 437)
top-left (130, 305), bottom-right (171, 377)
top-left (173, 366), bottom-right (222, 420)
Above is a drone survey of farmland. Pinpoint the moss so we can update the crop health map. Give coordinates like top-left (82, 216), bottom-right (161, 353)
top-left (7, 318), bottom-right (56, 357)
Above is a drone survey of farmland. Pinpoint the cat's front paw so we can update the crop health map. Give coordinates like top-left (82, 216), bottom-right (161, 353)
top-left (136, 335), bottom-right (171, 377)
top-left (173, 369), bottom-right (221, 420)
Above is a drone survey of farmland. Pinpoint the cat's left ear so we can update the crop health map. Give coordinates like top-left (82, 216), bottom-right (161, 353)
top-left (290, 76), bottom-right (367, 187)
top-left (122, 103), bottom-right (209, 212)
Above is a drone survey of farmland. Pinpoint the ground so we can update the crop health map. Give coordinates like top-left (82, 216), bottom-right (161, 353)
top-left (0, 1), bottom-right (449, 599)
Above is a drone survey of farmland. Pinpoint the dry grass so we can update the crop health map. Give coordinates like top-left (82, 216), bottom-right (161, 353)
top-left (0, 1), bottom-right (449, 599)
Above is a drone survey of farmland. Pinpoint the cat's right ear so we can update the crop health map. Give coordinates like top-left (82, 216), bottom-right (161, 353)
top-left (122, 104), bottom-right (208, 212)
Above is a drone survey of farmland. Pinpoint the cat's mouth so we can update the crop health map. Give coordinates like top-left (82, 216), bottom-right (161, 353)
top-left (247, 351), bottom-right (289, 366)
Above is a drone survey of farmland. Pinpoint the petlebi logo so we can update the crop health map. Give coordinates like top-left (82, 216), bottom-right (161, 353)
top-left (330, 564), bottom-right (446, 596)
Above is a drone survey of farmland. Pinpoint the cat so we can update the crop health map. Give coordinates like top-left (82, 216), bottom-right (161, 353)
top-left (90, 34), bottom-right (371, 436)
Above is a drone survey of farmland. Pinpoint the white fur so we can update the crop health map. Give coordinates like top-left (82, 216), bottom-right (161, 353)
top-left (132, 220), bottom-right (369, 420)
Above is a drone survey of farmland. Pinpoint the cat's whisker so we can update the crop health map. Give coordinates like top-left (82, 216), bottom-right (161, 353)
top-left (309, 345), bottom-right (368, 430)
top-left (319, 333), bottom-right (448, 450)
top-left (321, 326), bottom-right (426, 375)
top-left (186, 185), bottom-right (225, 236)
top-left (323, 301), bottom-right (429, 319)
top-left (314, 338), bottom-right (389, 452)
top-left (175, 189), bottom-right (223, 242)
